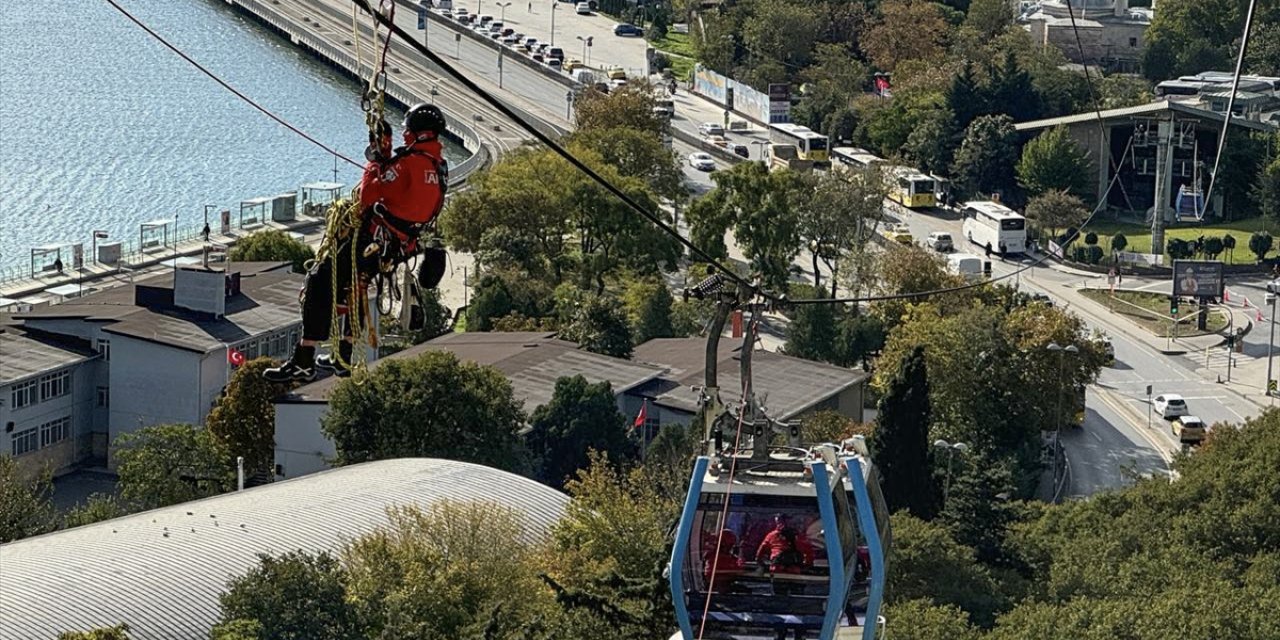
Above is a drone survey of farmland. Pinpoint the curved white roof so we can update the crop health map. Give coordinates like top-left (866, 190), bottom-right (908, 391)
top-left (0, 459), bottom-right (568, 640)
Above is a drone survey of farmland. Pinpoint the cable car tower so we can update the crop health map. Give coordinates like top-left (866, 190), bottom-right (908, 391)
top-left (668, 274), bottom-right (890, 640)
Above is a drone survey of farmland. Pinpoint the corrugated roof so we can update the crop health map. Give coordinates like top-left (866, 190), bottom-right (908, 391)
top-left (0, 458), bottom-right (568, 640)
top-left (633, 338), bottom-right (868, 420)
top-left (284, 332), bottom-right (667, 412)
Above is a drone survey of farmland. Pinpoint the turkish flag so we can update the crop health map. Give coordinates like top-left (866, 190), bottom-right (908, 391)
top-left (228, 348), bottom-right (245, 367)
top-left (633, 399), bottom-right (648, 432)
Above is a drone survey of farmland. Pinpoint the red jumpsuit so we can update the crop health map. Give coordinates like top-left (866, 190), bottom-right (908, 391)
top-left (756, 527), bottom-right (815, 574)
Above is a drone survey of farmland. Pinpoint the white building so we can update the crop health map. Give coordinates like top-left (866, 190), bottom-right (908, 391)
top-left (1, 262), bottom-right (304, 476)
top-left (1021, 0), bottom-right (1152, 73)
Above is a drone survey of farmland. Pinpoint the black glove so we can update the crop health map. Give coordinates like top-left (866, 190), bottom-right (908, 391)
top-left (417, 246), bottom-right (447, 290)
top-left (438, 159), bottom-right (450, 196)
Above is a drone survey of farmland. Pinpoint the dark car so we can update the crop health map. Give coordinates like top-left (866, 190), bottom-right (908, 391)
top-left (548, 47), bottom-right (564, 60)
top-left (532, 52), bottom-right (545, 62)
top-left (613, 23), bottom-right (643, 37)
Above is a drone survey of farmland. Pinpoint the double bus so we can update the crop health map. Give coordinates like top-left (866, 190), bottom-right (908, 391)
top-left (831, 147), bottom-right (885, 173)
top-left (886, 166), bottom-right (937, 209)
top-left (768, 123), bottom-right (829, 163)
top-left (961, 200), bottom-right (1026, 255)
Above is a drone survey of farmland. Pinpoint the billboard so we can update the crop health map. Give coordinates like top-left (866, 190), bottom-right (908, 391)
top-left (1172, 260), bottom-right (1225, 298)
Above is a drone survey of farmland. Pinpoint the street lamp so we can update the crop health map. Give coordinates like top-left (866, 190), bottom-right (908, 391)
top-left (496, 1), bottom-right (511, 23)
top-left (576, 35), bottom-right (588, 65)
top-left (933, 439), bottom-right (969, 504)
top-left (1046, 342), bottom-right (1079, 484)
top-left (550, 2), bottom-right (558, 47)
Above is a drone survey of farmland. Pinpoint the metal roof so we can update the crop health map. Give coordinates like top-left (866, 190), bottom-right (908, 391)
top-left (0, 323), bottom-right (94, 386)
top-left (283, 332), bottom-right (668, 413)
top-left (1014, 99), bottom-right (1277, 132)
top-left (633, 338), bottom-right (868, 421)
top-left (0, 458), bottom-right (569, 640)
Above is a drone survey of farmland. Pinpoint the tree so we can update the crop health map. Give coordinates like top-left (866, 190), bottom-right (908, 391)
top-left (529, 376), bottom-right (637, 488)
top-left (784, 297), bottom-right (840, 363)
top-left (322, 350), bottom-right (527, 471)
top-left (951, 114), bottom-right (1019, 199)
top-left (1167, 237), bottom-right (1195, 260)
top-left (800, 410), bottom-right (871, 444)
top-left (1140, 0), bottom-right (1278, 80)
top-left (1255, 157), bottom-right (1280, 220)
top-left (988, 49), bottom-right (1040, 123)
top-left (1223, 233), bottom-right (1237, 262)
top-left (797, 169), bottom-right (888, 293)
top-left (113, 424), bottom-right (234, 511)
top-left (861, 0), bottom-right (953, 72)
top-left (569, 126), bottom-right (685, 202)
top-left (886, 513), bottom-right (1006, 625)
top-left (573, 82), bottom-right (665, 136)
top-left (881, 600), bottom-right (980, 640)
top-left (214, 551), bottom-right (362, 640)
top-left (904, 109), bottom-right (958, 178)
top-left (57, 626), bottom-right (132, 640)
top-left (870, 346), bottom-right (936, 518)
top-left (1025, 190), bottom-right (1088, 240)
top-left (0, 456), bottom-right (57, 543)
top-left (563, 294), bottom-right (634, 358)
top-left (1249, 232), bottom-right (1274, 262)
top-left (1016, 126), bottom-right (1092, 200)
top-left (342, 502), bottom-right (548, 639)
top-left (622, 279), bottom-right (675, 344)
top-left (946, 61), bottom-right (987, 134)
top-left (1084, 231), bottom-right (1098, 246)
top-left (1203, 236), bottom-right (1225, 260)
top-left (1111, 233), bottom-right (1129, 255)
top-left (1098, 75), bottom-right (1153, 109)
top-left (741, 1), bottom-right (825, 70)
top-left (1247, 22), bottom-right (1280, 76)
top-left (64, 493), bottom-right (129, 529)
top-left (964, 0), bottom-right (1014, 40)
top-left (688, 162), bottom-right (804, 292)
top-left (207, 357), bottom-right (293, 480)
top-left (465, 269), bottom-right (555, 331)
top-left (228, 229), bottom-right (315, 273)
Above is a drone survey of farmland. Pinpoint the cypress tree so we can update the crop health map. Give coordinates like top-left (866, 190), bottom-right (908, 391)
top-left (870, 346), bottom-right (936, 518)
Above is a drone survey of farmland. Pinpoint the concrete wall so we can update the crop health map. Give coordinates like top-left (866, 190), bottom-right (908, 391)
top-left (108, 336), bottom-right (204, 444)
top-left (274, 402), bottom-right (334, 480)
top-left (2, 360), bottom-right (98, 477)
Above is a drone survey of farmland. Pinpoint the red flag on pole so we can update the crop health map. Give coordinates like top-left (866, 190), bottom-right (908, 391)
top-left (633, 399), bottom-right (648, 432)
top-left (228, 347), bottom-right (245, 367)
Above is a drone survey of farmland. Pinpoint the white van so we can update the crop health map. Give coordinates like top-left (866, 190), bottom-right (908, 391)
top-left (571, 68), bottom-right (596, 85)
top-left (576, 2), bottom-right (591, 13)
top-left (947, 253), bottom-right (983, 280)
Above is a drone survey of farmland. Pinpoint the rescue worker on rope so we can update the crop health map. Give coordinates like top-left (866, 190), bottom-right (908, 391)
top-left (265, 103), bottom-right (450, 382)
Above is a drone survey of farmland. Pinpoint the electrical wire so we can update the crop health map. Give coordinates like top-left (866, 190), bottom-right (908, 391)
top-left (1198, 0), bottom-right (1259, 219)
top-left (102, 0), bottom-right (362, 169)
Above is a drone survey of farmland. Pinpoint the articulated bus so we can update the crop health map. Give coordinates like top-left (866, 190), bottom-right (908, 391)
top-left (769, 123), bottom-right (830, 163)
top-left (961, 200), bottom-right (1026, 255)
top-left (886, 166), bottom-right (937, 209)
top-left (831, 147), bottom-right (885, 173)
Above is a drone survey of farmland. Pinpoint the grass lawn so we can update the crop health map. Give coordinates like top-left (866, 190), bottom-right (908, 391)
top-left (649, 32), bottom-right (696, 58)
top-left (1080, 288), bottom-right (1228, 337)
top-left (1079, 217), bottom-right (1280, 265)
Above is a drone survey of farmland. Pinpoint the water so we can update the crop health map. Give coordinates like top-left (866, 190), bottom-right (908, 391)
top-left (0, 0), bottom-right (467, 271)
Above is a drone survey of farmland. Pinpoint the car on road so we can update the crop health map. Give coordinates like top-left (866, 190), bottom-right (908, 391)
top-left (576, 2), bottom-right (592, 14)
top-left (613, 23), bottom-right (644, 37)
top-left (532, 52), bottom-right (545, 62)
top-left (946, 253), bottom-right (982, 280)
top-left (705, 135), bottom-right (729, 147)
top-left (698, 122), bottom-right (725, 137)
top-left (687, 152), bottom-right (716, 171)
top-left (546, 57), bottom-right (562, 69)
top-left (1029, 292), bottom-right (1053, 307)
top-left (888, 224), bottom-right (913, 245)
top-left (523, 37), bottom-right (538, 50)
top-left (1172, 415), bottom-right (1206, 444)
top-left (564, 59), bottom-right (585, 72)
top-left (1153, 394), bottom-right (1189, 419)
top-left (537, 43), bottom-right (551, 54)
top-left (502, 34), bottom-right (519, 44)
top-left (926, 231), bottom-right (953, 252)
top-left (453, 8), bottom-right (469, 19)
top-left (547, 47), bottom-right (564, 60)
top-left (1094, 335), bottom-right (1115, 365)
top-left (478, 14), bottom-right (494, 25)
top-left (727, 143), bottom-right (750, 158)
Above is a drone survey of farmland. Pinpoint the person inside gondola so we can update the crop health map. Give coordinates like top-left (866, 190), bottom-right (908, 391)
top-left (755, 514), bottom-right (815, 574)
top-left (703, 529), bottom-right (744, 592)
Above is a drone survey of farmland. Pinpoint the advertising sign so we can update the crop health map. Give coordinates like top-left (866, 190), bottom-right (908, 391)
top-left (767, 83), bottom-right (791, 124)
top-left (220, 210), bottom-right (231, 236)
top-left (1172, 260), bottom-right (1225, 298)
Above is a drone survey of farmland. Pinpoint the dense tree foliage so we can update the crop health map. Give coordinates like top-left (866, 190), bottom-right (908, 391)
top-left (1141, 0), bottom-right (1280, 80)
top-left (227, 229), bottom-right (314, 273)
top-left (1026, 190), bottom-right (1089, 239)
top-left (322, 351), bottom-right (527, 471)
top-left (214, 551), bottom-right (360, 640)
top-left (529, 376), bottom-right (637, 488)
top-left (561, 293), bottom-right (635, 358)
top-left (113, 424), bottom-right (234, 511)
top-left (952, 115), bottom-right (1019, 199)
top-left (57, 626), bottom-right (132, 640)
top-left (0, 456), bottom-right (57, 543)
top-left (1016, 126), bottom-right (1092, 201)
top-left (63, 493), bottom-right (129, 529)
top-left (871, 346), bottom-right (936, 518)
top-left (622, 278), bottom-right (676, 344)
top-left (207, 357), bottom-right (293, 479)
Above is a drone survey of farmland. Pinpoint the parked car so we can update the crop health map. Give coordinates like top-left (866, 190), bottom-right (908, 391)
top-left (888, 224), bottom-right (913, 245)
top-left (926, 231), bottom-right (953, 252)
top-left (1172, 415), bottom-right (1206, 444)
top-left (1029, 292), bottom-right (1053, 307)
top-left (613, 23), bottom-right (643, 37)
top-left (1153, 394), bottom-right (1189, 419)
top-left (688, 152), bottom-right (716, 171)
top-left (576, 1), bottom-right (592, 14)
top-left (698, 122), bottom-right (725, 137)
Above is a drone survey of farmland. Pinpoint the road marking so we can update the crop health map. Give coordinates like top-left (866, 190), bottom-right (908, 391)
top-left (1090, 430), bottom-right (1102, 443)
top-left (1124, 395), bottom-right (1227, 402)
top-left (1097, 388), bottom-right (1174, 467)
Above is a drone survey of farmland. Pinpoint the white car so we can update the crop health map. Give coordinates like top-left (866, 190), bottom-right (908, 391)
top-left (698, 122), bottom-right (725, 137)
top-left (576, 1), bottom-right (592, 14)
top-left (1153, 394), bottom-right (1189, 419)
top-left (687, 152), bottom-right (716, 171)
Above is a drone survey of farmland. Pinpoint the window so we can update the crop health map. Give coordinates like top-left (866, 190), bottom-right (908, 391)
top-left (11, 380), bottom-right (36, 409)
top-left (1129, 37), bottom-right (1138, 47)
top-left (248, 340), bottom-right (260, 359)
top-left (39, 370), bottom-right (71, 402)
top-left (96, 338), bottom-right (111, 362)
top-left (11, 428), bottom-right (37, 456)
top-left (97, 386), bottom-right (110, 408)
top-left (40, 416), bottom-right (71, 448)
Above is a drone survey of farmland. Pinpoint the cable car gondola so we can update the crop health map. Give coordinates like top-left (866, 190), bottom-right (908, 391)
top-left (667, 281), bottom-right (890, 640)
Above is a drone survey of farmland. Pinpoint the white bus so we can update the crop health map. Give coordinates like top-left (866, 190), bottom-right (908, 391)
top-left (961, 200), bottom-right (1026, 255)
top-left (831, 147), bottom-right (885, 173)
top-left (768, 123), bottom-right (829, 163)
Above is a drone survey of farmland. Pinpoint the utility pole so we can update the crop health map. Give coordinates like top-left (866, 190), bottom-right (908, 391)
top-left (1151, 118), bottom-right (1174, 256)
top-left (550, 2), bottom-right (557, 47)
top-left (1268, 282), bottom-right (1279, 396)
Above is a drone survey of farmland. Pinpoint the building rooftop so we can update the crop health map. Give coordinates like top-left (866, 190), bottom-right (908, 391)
top-left (15, 262), bottom-right (302, 354)
top-left (282, 331), bottom-right (668, 413)
top-left (0, 458), bottom-right (569, 640)
top-left (0, 321), bottom-right (95, 385)
top-left (1014, 99), bottom-right (1278, 133)
top-left (633, 338), bottom-right (869, 421)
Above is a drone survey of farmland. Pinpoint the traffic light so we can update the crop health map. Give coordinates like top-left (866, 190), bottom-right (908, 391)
top-left (1170, 296), bottom-right (1179, 316)
top-left (586, 36), bottom-right (593, 47)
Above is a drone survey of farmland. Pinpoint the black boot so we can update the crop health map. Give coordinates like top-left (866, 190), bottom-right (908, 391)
top-left (315, 341), bottom-right (354, 378)
top-left (264, 345), bottom-right (317, 382)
